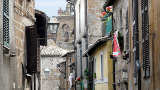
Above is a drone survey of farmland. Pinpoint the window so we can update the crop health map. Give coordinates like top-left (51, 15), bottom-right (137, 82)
top-left (132, 0), bottom-right (139, 68)
top-left (100, 53), bottom-right (104, 80)
top-left (3, 0), bottom-right (10, 48)
top-left (126, 10), bottom-right (129, 50)
top-left (94, 57), bottom-right (96, 73)
top-left (141, 0), bottom-right (150, 79)
top-left (50, 25), bottom-right (53, 31)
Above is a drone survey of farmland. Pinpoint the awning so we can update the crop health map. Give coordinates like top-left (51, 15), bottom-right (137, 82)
top-left (83, 36), bottom-right (111, 57)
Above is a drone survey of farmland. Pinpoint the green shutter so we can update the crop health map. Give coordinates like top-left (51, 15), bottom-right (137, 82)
top-left (3, 0), bottom-right (10, 48)
top-left (105, 13), bottom-right (112, 36)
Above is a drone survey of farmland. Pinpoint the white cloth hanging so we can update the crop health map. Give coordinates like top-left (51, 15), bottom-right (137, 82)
top-left (69, 73), bottom-right (74, 88)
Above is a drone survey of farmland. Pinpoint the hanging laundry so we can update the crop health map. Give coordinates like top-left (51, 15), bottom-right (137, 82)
top-left (69, 73), bottom-right (74, 88)
top-left (113, 32), bottom-right (121, 57)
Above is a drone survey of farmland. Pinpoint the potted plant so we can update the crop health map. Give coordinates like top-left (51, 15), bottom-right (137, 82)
top-left (93, 73), bottom-right (96, 79)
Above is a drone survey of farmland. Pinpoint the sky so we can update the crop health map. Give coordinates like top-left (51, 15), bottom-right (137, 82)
top-left (35, 0), bottom-right (66, 17)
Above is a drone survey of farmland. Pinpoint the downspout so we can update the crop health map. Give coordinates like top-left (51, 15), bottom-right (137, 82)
top-left (85, 0), bottom-right (89, 89)
top-left (34, 73), bottom-right (36, 90)
top-left (73, 1), bottom-right (77, 90)
top-left (113, 58), bottom-right (116, 90)
top-left (112, 11), bottom-right (116, 90)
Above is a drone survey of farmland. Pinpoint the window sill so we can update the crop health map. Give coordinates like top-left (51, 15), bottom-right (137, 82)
top-left (3, 45), bottom-right (10, 54)
top-left (94, 78), bottom-right (108, 84)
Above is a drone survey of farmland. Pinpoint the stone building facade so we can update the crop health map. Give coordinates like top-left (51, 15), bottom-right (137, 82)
top-left (56, 16), bottom-right (74, 50)
top-left (40, 40), bottom-right (68, 90)
top-left (0, 0), bottom-right (35, 90)
top-left (58, 3), bottom-right (72, 16)
top-left (47, 17), bottom-right (59, 41)
top-left (0, 0), bottom-right (47, 90)
top-left (74, 0), bottom-right (106, 89)
top-left (128, 0), bottom-right (160, 90)
top-left (111, 0), bottom-right (129, 90)
top-left (62, 51), bottom-right (75, 90)
top-left (47, 16), bottom-right (74, 50)
top-left (14, 0), bottom-right (35, 89)
top-left (47, 3), bottom-right (74, 50)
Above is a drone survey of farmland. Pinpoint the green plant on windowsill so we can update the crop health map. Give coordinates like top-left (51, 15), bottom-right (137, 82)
top-left (93, 73), bottom-right (96, 79)
top-left (84, 69), bottom-right (89, 80)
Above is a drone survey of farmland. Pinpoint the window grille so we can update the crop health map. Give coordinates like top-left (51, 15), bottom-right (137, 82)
top-left (132, 0), bottom-right (139, 67)
top-left (126, 10), bottom-right (129, 50)
top-left (141, 0), bottom-right (150, 79)
top-left (132, 1), bottom-right (140, 87)
top-left (3, 0), bottom-right (10, 47)
top-left (100, 53), bottom-right (104, 80)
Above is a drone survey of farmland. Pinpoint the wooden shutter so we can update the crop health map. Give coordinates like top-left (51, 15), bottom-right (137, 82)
top-left (26, 26), bottom-right (38, 74)
top-left (3, 0), bottom-right (10, 47)
top-left (126, 10), bottom-right (129, 50)
top-left (141, 0), bottom-right (150, 79)
top-left (133, 0), bottom-right (139, 60)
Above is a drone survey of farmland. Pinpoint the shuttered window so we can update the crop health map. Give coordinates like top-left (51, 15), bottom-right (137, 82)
top-left (132, 0), bottom-right (139, 77)
top-left (126, 10), bottom-right (129, 50)
top-left (26, 26), bottom-right (38, 74)
top-left (3, 0), bottom-right (10, 48)
top-left (133, 0), bottom-right (139, 61)
top-left (141, 0), bottom-right (150, 79)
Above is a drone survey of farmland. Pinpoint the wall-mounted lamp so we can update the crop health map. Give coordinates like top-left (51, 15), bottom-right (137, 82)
top-left (44, 68), bottom-right (50, 77)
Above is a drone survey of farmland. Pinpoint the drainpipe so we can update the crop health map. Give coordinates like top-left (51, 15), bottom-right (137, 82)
top-left (85, 0), bottom-right (89, 89)
top-left (113, 58), bottom-right (116, 90)
top-left (73, 1), bottom-right (77, 90)
top-left (111, 10), bottom-right (116, 90)
top-left (34, 73), bottom-right (36, 90)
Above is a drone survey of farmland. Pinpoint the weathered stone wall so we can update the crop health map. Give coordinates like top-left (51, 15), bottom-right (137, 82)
top-left (0, 0), bottom-right (15, 89)
top-left (75, 0), bottom-right (106, 89)
top-left (56, 16), bottom-right (74, 50)
top-left (87, 0), bottom-right (106, 45)
top-left (112, 0), bottom-right (129, 90)
top-left (149, 0), bottom-right (160, 89)
top-left (0, 0), bottom-right (35, 90)
top-left (41, 56), bottom-right (65, 90)
top-left (128, 0), bottom-right (160, 90)
top-left (13, 0), bottom-right (35, 89)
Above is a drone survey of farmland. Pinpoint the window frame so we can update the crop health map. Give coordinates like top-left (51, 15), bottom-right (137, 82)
top-left (100, 52), bottom-right (104, 80)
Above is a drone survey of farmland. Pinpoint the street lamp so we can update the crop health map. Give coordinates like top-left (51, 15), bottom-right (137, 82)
top-left (44, 68), bottom-right (50, 78)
